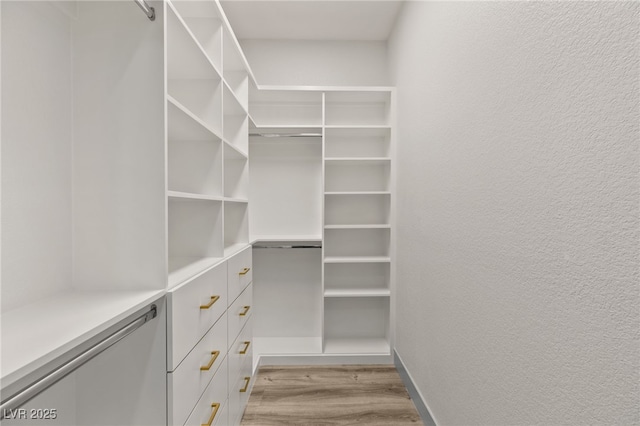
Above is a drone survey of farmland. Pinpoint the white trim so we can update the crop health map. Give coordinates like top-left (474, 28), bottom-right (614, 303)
top-left (394, 349), bottom-right (438, 426)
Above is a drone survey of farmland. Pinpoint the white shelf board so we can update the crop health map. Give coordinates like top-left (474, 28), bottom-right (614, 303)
top-left (251, 235), bottom-right (322, 244)
top-left (1, 289), bottom-right (165, 389)
top-left (323, 289), bottom-right (391, 298)
top-left (254, 337), bottom-right (322, 356)
top-left (168, 99), bottom-right (222, 142)
top-left (247, 122), bottom-right (323, 130)
top-left (168, 256), bottom-right (224, 289)
top-left (167, 95), bottom-right (222, 139)
top-left (224, 243), bottom-right (250, 258)
top-left (224, 197), bottom-right (249, 203)
top-left (223, 139), bottom-right (248, 159)
top-left (324, 256), bottom-right (391, 264)
top-left (324, 224), bottom-right (390, 230)
top-left (254, 85), bottom-right (394, 92)
top-left (324, 125), bottom-right (391, 130)
top-left (167, 191), bottom-right (224, 202)
top-left (324, 191), bottom-right (391, 196)
top-left (223, 79), bottom-right (248, 115)
top-left (167, 2), bottom-right (221, 80)
top-left (323, 338), bottom-right (390, 355)
top-left (324, 157), bottom-right (391, 163)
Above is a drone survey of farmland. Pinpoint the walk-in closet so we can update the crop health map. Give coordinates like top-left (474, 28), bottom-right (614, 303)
top-left (2, 1), bottom-right (637, 425)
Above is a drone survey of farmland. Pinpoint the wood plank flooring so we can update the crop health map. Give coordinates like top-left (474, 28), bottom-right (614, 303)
top-left (241, 365), bottom-right (422, 426)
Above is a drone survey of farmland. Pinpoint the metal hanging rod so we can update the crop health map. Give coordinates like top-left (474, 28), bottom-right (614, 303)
top-left (253, 245), bottom-right (322, 249)
top-left (0, 304), bottom-right (158, 418)
top-left (134, 0), bottom-right (155, 21)
top-left (249, 133), bottom-right (322, 138)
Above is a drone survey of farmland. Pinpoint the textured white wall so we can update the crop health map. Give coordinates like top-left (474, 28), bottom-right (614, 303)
top-left (240, 39), bottom-right (390, 86)
top-left (388, 2), bottom-right (639, 425)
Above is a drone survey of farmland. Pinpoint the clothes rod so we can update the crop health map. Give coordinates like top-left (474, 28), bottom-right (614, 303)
top-left (0, 304), bottom-right (158, 418)
top-left (249, 133), bottom-right (322, 138)
top-left (134, 0), bottom-right (155, 21)
top-left (253, 245), bottom-right (322, 249)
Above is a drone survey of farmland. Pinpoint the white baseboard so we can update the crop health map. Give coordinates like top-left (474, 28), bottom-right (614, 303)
top-left (394, 349), bottom-right (438, 426)
top-left (254, 353), bottom-right (393, 370)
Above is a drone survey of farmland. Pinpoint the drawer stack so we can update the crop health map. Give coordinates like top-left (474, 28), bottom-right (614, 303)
top-left (168, 246), bottom-right (253, 426)
top-left (227, 247), bottom-right (254, 424)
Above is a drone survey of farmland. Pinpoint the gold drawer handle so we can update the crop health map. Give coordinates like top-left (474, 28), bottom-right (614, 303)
top-left (239, 341), bottom-right (251, 355)
top-left (240, 376), bottom-right (250, 393)
top-left (200, 351), bottom-right (220, 371)
top-left (200, 295), bottom-right (220, 310)
top-left (239, 305), bottom-right (250, 316)
top-left (239, 267), bottom-right (250, 276)
top-left (201, 402), bottom-right (220, 426)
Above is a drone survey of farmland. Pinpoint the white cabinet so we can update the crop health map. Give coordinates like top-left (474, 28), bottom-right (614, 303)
top-left (167, 263), bottom-right (227, 371)
top-left (249, 88), bottom-right (395, 364)
top-left (168, 315), bottom-right (227, 425)
top-left (167, 246), bottom-right (253, 426)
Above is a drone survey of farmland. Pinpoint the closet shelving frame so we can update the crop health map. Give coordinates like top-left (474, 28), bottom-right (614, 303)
top-left (165, 1), bottom-right (255, 425)
top-left (166, 0), bottom-right (251, 289)
top-left (1, 0), bottom-right (167, 397)
top-left (248, 85), bottom-right (396, 365)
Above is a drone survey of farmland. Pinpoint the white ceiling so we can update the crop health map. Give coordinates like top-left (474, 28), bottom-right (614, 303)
top-left (220, 1), bottom-right (404, 41)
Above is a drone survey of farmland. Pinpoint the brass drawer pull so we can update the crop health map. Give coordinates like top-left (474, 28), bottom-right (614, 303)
top-left (201, 402), bottom-right (220, 426)
top-left (239, 267), bottom-right (250, 276)
top-left (239, 341), bottom-right (251, 355)
top-left (200, 351), bottom-right (220, 371)
top-left (239, 305), bottom-right (250, 316)
top-left (240, 377), bottom-right (250, 393)
top-left (199, 295), bottom-right (220, 310)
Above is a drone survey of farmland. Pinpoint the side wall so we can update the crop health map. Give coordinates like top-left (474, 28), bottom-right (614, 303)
top-left (388, 2), bottom-right (639, 424)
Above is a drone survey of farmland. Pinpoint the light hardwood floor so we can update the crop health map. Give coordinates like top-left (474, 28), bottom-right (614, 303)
top-left (241, 365), bottom-right (422, 426)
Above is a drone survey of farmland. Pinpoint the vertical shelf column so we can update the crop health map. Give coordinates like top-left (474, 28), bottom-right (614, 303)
top-left (166, 1), bottom-right (226, 287)
top-left (322, 90), bottom-right (394, 355)
top-left (221, 26), bottom-right (250, 257)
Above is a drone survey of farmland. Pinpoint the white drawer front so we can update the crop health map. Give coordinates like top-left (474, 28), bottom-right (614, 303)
top-left (238, 356), bottom-right (253, 423)
top-left (183, 357), bottom-right (229, 426)
top-left (228, 318), bottom-right (253, 386)
top-left (227, 246), bottom-right (252, 304)
top-left (228, 358), bottom-right (252, 426)
top-left (227, 283), bottom-right (253, 348)
top-left (169, 314), bottom-right (228, 426)
top-left (169, 262), bottom-right (227, 369)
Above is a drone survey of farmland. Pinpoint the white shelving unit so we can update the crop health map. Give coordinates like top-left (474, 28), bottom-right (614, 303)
top-left (248, 86), bottom-right (394, 365)
top-left (248, 87), bottom-right (324, 365)
top-left (322, 92), bottom-right (393, 356)
top-left (165, 2), bottom-right (254, 426)
top-left (166, 0), bottom-right (251, 287)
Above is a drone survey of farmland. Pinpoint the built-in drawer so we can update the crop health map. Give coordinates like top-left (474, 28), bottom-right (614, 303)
top-left (228, 355), bottom-right (253, 426)
top-left (183, 357), bottom-right (229, 426)
top-left (168, 262), bottom-right (228, 369)
top-left (169, 314), bottom-right (228, 426)
top-left (227, 246), bottom-right (252, 304)
top-left (228, 317), bottom-right (253, 386)
top-left (227, 283), bottom-right (252, 348)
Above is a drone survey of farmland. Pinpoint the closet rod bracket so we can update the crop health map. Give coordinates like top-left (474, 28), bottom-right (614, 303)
top-left (134, 0), bottom-right (155, 21)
